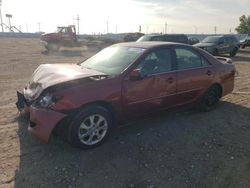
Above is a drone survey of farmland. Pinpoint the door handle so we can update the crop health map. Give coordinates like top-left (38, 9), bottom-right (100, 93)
top-left (166, 77), bottom-right (174, 83)
top-left (206, 70), bottom-right (212, 76)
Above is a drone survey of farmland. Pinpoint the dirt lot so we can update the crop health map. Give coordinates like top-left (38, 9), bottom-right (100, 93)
top-left (0, 38), bottom-right (250, 188)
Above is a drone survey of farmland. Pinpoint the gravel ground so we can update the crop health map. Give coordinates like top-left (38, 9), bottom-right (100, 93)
top-left (0, 38), bottom-right (250, 188)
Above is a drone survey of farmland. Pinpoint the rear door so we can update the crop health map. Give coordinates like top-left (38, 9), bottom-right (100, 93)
top-left (122, 47), bottom-right (177, 118)
top-left (174, 47), bottom-right (214, 105)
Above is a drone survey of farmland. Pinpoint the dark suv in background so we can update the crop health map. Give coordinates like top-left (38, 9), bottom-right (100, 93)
top-left (137, 34), bottom-right (189, 44)
top-left (240, 36), bottom-right (250, 48)
top-left (194, 35), bottom-right (240, 57)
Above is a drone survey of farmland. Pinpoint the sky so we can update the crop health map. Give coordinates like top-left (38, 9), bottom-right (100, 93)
top-left (0, 0), bottom-right (249, 34)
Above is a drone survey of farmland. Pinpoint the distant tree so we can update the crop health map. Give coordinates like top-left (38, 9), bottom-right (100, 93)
top-left (235, 15), bottom-right (250, 34)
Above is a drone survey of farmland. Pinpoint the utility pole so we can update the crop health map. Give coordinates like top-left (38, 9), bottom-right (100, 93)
top-left (26, 23), bottom-right (28, 33)
top-left (106, 20), bottom-right (109, 34)
top-left (6, 14), bottom-right (12, 32)
top-left (76, 14), bottom-right (80, 35)
top-left (139, 25), bottom-right (141, 33)
top-left (0, 0), bottom-right (4, 32)
top-left (165, 22), bottom-right (167, 34)
top-left (37, 22), bottom-right (41, 32)
top-left (214, 26), bottom-right (217, 34)
top-left (193, 25), bottom-right (197, 34)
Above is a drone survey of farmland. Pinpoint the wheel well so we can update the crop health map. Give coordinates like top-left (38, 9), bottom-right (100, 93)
top-left (79, 101), bottom-right (116, 121)
top-left (211, 83), bottom-right (222, 98)
top-left (52, 101), bottom-right (116, 138)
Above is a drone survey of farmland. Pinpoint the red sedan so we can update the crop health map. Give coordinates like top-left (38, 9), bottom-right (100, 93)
top-left (16, 42), bottom-right (236, 149)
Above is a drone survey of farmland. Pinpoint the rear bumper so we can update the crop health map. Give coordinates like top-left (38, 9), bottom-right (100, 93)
top-left (28, 106), bottom-right (67, 143)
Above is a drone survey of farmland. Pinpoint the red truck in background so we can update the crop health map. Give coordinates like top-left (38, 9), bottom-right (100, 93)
top-left (40, 25), bottom-right (144, 53)
top-left (40, 25), bottom-right (81, 52)
top-left (40, 25), bottom-right (121, 53)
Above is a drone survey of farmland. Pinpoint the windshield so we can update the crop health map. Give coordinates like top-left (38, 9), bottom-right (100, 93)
top-left (80, 46), bottom-right (145, 75)
top-left (202, 36), bottom-right (221, 43)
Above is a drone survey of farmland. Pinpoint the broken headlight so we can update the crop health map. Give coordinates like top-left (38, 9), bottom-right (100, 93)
top-left (37, 93), bottom-right (63, 108)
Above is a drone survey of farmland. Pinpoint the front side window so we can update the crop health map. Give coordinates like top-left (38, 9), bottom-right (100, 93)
top-left (218, 37), bottom-right (226, 44)
top-left (137, 48), bottom-right (172, 76)
top-left (202, 36), bottom-right (221, 43)
top-left (175, 48), bottom-right (209, 70)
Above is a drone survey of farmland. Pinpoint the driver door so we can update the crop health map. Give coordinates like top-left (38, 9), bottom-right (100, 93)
top-left (122, 48), bottom-right (177, 118)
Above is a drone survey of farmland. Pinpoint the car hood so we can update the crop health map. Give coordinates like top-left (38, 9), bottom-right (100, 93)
top-left (23, 63), bottom-right (105, 101)
top-left (194, 42), bottom-right (216, 47)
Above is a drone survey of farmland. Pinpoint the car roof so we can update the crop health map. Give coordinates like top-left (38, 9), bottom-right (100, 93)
top-left (141, 34), bottom-right (186, 37)
top-left (207, 35), bottom-right (236, 38)
top-left (115, 41), bottom-right (190, 49)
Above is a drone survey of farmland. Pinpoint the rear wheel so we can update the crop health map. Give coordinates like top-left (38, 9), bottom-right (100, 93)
top-left (68, 105), bottom-right (112, 149)
top-left (200, 86), bottom-right (220, 112)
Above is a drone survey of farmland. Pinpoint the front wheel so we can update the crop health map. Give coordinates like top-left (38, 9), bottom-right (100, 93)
top-left (200, 86), bottom-right (220, 112)
top-left (68, 105), bottom-right (112, 149)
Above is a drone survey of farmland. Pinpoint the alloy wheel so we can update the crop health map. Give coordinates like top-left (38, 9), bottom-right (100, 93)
top-left (78, 114), bottom-right (108, 145)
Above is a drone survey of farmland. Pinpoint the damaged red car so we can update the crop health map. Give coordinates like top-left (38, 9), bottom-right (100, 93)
top-left (16, 42), bottom-right (235, 149)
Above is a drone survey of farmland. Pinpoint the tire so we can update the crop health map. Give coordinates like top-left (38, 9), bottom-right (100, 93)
top-left (200, 86), bottom-right (220, 112)
top-left (242, 44), bottom-right (246, 49)
top-left (230, 47), bottom-right (238, 57)
top-left (68, 105), bottom-right (113, 149)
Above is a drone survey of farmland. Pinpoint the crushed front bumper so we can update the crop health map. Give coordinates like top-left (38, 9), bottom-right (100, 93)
top-left (29, 106), bottom-right (67, 143)
top-left (16, 91), bottom-right (67, 143)
top-left (16, 91), bottom-right (30, 114)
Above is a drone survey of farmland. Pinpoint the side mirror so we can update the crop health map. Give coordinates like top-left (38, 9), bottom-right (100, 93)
top-left (129, 69), bottom-right (142, 80)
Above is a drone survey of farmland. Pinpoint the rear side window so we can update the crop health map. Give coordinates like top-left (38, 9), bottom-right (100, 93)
top-left (151, 36), bottom-right (165, 41)
top-left (165, 35), bottom-right (188, 43)
top-left (175, 48), bottom-right (210, 70)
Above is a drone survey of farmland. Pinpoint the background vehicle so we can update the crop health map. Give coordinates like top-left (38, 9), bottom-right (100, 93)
top-left (40, 25), bottom-right (118, 52)
top-left (188, 37), bottom-right (200, 45)
top-left (137, 34), bottom-right (189, 44)
top-left (240, 36), bottom-right (250, 48)
top-left (41, 25), bottom-right (79, 51)
top-left (17, 42), bottom-right (235, 149)
top-left (123, 32), bottom-right (144, 42)
top-left (194, 35), bottom-right (240, 57)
